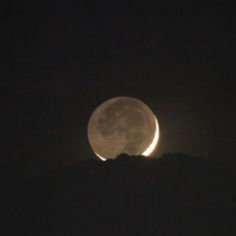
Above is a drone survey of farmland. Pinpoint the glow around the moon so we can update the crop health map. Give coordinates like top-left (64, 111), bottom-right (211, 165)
top-left (87, 97), bottom-right (160, 161)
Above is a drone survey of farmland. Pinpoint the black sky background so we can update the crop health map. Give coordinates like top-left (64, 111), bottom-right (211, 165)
top-left (2, 1), bottom-right (236, 174)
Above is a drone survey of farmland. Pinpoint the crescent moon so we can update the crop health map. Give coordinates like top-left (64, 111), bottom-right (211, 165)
top-left (142, 116), bottom-right (159, 157)
top-left (88, 97), bottom-right (160, 161)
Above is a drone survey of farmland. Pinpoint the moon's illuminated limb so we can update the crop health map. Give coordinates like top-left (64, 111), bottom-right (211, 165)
top-left (95, 115), bottom-right (159, 161)
top-left (95, 152), bottom-right (107, 161)
top-left (142, 116), bottom-right (159, 156)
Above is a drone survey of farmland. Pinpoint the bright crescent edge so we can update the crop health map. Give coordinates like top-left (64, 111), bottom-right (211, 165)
top-left (142, 116), bottom-right (159, 156)
top-left (95, 115), bottom-right (159, 161)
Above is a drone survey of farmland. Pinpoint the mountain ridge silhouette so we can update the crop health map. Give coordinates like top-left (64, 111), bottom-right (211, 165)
top-left (2, 153), bottom-right (235, 235)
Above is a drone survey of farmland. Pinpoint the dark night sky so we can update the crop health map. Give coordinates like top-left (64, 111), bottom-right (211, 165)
top-left (2, 1), bottom-right (236, 172)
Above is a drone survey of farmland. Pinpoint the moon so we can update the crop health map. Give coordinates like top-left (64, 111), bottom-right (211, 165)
top-left (87, 97), bottom-right (159, 161)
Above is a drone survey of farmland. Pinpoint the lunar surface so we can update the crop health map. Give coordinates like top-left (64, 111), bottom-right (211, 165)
top-left (87, 97), bottom-right (159, 160)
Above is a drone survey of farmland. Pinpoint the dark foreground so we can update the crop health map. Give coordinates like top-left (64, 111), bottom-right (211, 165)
top-left (2, 153), bottom-right (236, 235)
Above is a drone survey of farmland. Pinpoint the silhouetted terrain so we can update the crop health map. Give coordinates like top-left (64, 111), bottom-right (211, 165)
top-left (2, 153), bottom-right (236, 235)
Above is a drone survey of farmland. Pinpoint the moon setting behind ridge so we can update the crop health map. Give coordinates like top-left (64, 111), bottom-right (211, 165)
top-left (87, 97), bottom-right (159, 161)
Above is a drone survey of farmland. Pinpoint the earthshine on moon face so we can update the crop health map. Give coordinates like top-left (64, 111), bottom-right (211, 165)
top-left (87, 97), bottom-right (159, 160)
